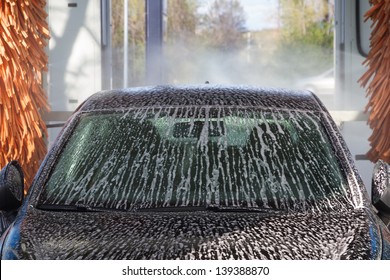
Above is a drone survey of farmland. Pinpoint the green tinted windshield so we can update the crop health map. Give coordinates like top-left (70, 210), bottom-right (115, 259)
top-left (39, 107), bottom-right (348, 211)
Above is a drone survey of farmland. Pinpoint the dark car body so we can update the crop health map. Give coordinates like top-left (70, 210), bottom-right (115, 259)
top-left (1, 85), bottom-right (390, 259)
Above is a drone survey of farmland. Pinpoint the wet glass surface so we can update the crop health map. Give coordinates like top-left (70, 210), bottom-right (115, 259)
top-left (40, 106), bottom-right (348, 211)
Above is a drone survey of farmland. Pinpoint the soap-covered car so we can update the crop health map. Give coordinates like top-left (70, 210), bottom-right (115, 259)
top-left (1, 85), bottom-right (390, 259)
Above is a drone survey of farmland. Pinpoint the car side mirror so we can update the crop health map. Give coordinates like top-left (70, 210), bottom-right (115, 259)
top-left (372, 160), bottom-right (390, 215)
top-left (0, 161), bottom-right (24, 211)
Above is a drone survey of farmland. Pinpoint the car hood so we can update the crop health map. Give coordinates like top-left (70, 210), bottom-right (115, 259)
top-left (1, 207), bottom-right (377, 259)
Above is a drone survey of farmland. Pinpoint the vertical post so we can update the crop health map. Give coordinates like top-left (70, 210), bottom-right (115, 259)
top-left (334, 0), bottom-right (345, 110)
top-left (145, 0), bottom-right (164, 85)
top-left (101, 0), bottom-right (112, 90)
top-left (124, 0), bottom-right (128, 87)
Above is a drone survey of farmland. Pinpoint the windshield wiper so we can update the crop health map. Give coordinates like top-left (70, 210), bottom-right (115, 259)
top-left (38, 203), bottom-right (286, 213)
top-left (37, 203), bottom-right (121, 212)
top-left (135, 205), bottom-right (207, 212)
top-left (205, 205), bottom-right (286, 213)
top-left (135, 205), bottom-right (286, 213)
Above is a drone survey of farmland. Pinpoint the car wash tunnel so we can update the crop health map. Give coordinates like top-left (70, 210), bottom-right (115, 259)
top-left (0, 0), bottom-right (389, 264)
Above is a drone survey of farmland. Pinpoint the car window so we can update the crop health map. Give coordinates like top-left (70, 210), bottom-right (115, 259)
top-left (39, 107), bottom-right (348, 211)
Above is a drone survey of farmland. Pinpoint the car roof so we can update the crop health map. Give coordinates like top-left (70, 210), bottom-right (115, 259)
top-left (77, 84), bottom-right (323, 112)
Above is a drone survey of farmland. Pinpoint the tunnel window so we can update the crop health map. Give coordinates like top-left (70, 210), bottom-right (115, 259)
top-left (111, 0), bottom-right (146, 88)
top-left (107, 0), bottom-right (335, 108)
top-left (356, 0), bottom-right (371, 57)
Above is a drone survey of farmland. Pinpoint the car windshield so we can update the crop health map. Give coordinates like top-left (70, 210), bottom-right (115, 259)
top-left (38, 106), bottom-right (348, 212)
